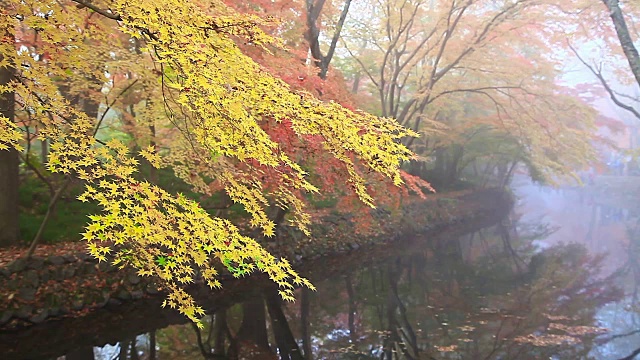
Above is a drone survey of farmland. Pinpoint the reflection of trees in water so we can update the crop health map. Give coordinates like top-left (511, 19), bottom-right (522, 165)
top-left (94, 221), bottom-right (621, 360)
top-left (593, 219), bottom-right (640, 360)
top-left (306, 221), bottom-right (619, 359)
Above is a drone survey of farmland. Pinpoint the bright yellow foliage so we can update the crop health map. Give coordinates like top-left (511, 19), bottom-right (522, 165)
top-left (0, 0), bottom-right (416, 326)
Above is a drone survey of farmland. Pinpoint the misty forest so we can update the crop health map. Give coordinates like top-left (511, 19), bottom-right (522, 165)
top-left (2, 0), bottom-right (640, 359)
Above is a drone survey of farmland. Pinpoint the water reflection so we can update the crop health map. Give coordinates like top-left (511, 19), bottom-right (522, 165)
top-left (8, 181), bottom-right (640, 359)
top-left (515, 180), bottom-right (640, 359)
top-left (590, 217), bottom-right (640, 360)
top-left (79, 221), bottom-right (622, 360)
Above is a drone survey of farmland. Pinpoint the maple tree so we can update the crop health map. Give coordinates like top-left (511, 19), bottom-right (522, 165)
top-left (568, 1), bottom-right (640, 124)
top-left (226, 0), bottom-right (353, 80)
top-left (340, 0), bottom-right (601, 186)
top-left (0, 0), bottom-right (420, 326)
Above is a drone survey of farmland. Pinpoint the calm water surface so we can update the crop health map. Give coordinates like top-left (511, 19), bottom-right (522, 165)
top-left (2, 180), bottom-right (640, 359)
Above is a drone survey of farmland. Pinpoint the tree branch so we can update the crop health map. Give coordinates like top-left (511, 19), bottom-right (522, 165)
top-left (569, 41), bottom-right (640, 120)
top-left (70, 0), bottom-right (122, 21)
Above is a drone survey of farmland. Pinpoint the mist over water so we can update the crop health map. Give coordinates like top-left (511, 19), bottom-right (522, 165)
top-left (514, 178), bottom-right (628, 275)
top-left (5, 177), bottom-right (640, 359)
top-left (514, 175), bottom-right (640, 359)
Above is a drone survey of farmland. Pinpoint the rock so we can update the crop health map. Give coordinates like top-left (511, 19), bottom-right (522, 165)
top-left (7, 259), bottom-right (27, 273)
top-left (115, 290), bottom-right (132, 301)
top-left (18, 287), bottom-right (37, 302)
top-left (145, 284), bottom-right (160, 295)
top-left (23, 269), bottom-right (39, 288)
top-left (14, 305), bottom-right (33, 320)
top-left (98, 262), bottom-right (115, 273)
top-left (48, 307), bottom-right (61, 317)
top-left (26, 257), bottom-right (45, 270)
top-left (62, 266), bottom-right (76, 279)
top-left (40, 270), bottom-right (50, 283)
top-left (0, 267), bottom-right (10, 278)
top-left (127, 274), bottom-right (141, 285)
top-left (107, 298), bottom-right (122, 307)
top-left (0, 311), bottom-right (13, 326)
top-left (53, 268), bottom-right (65, 281)
top-left (93, 296), bottom-right (109, 308)
top-left (29, 309), bottom-right (48, 324)
top-left (130, 290), bottom-right (144, 300)
top-left (80, 262), bottom-right (96, 275)
top-left (71, 300), bottom-right (84, 311)
top-left (63, 254), bottom-right (78, 263)
top-left (5, 278), bottom-right (19, 291)
top-left (46, 256), bottom-right (66, 266)
top-left (77, 252), bottom-right (95, 262)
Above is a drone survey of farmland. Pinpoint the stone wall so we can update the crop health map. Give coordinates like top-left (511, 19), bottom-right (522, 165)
top-left (0, 187), bottom-right (512, 329)
top-left (0, 253), bottom-right (157, 327)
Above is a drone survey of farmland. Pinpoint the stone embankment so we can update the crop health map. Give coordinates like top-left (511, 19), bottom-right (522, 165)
top-left (0, 187), bottom-right (512, 329)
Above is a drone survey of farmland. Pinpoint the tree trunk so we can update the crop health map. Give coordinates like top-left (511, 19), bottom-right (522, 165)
top-left (603, 0), bottom-right (640, 87)
top-left (149, 331), bottom-right (156, 360)
top-left (345, 275), bottom-right (357, 343)
top-left (305, 0), bottom-right (352, 79)
top-left (213, 310), bottom-right (228, 356)
top-left (300, 288), bottom-right (312, 359)
top-left (237, 297), bottom-right (270, 350)
top-left (0, 34), bottom-right (19, 247)
top-left (149, 122), bottom-right (158, 183)
top-left (266, 289), bottom-right (304, 360)
top-left (351, 71), bottom-right (361, 93)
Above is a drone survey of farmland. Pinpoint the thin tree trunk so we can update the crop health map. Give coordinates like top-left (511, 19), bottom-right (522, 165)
top-left (149, 122), bottom-right (158, 184)
top-left (266, 289), bottom-right (304, 360)
top-left (40, 138), bottom-right (48, 164)
top-left (118, 340), bottom-right (128, 360)
top-left (351, 71), bottom-right (361, 93)
top-left (345, 274), bottom-right (357, 342)
top-left (300, 288), bottom-right (312, 359)
top-left (0, 30), bottom-right (19, 247)
top-left (129, 339), bottom-right (139, 360)
top-left (305, 0), bottom-right (352, 79)
top-left (26, 177), bottom-right (71, 258)
top-left (149, 331), bottom-right (156, 360)
top-left (237, 297), bottom-right (270, 350)
top-left (213, 310), bottom-right (228, 356)
top-left (603, 0), bottom-right (640, 87)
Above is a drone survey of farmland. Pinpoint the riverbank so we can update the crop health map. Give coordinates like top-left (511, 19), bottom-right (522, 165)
top-left (0, 187), bottom-right (512, 331)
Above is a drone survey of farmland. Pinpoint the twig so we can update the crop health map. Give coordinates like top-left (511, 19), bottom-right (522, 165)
top-left (70, 0), bottom-right (122, 21)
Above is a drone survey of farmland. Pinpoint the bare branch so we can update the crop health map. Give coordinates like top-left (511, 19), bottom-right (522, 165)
top-left (70, 0), bottom-right (122, 21)
top-left (569, 41), bottom-right (640, 120)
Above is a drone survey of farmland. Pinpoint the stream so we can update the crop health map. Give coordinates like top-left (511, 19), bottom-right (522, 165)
top-left (2, 180), bottom-right (640, 359)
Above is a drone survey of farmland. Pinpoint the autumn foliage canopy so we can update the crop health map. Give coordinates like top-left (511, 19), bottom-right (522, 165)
top-left (0, 0), bottom-right (425, 325)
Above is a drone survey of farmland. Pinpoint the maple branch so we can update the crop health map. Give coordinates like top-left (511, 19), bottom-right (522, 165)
top-left (429, 85), bottom-right (523, 103)
top-left (19, 124), bottom-right (54, 195)
top-left (95, 78), bottom-right (140, 136)
top-left (321, 0), bottom-right (352, 79)
top-left (342, 41), bottom-right (380, 88)
top-left (613, 89), bottom-right (640, 102)
top-left (26, 176), bottom-right (72, 259)
top-left (618, 347), bottom-right (640, 360)
top-left (70, 0), bottom-right (122, 21)
top-left (598, 328), bottom-right (640, 343)
top-left (569, 42), bottom-right (640, 120)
